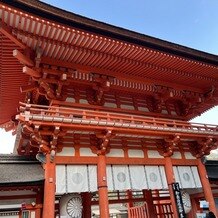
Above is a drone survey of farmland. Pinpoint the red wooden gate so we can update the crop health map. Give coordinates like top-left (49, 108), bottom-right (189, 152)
top-left (128, 203), bottom-right (149, 218)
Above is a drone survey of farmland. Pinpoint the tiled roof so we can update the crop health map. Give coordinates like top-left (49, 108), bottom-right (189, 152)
top-left (0, 154), bottom-right (44, 184)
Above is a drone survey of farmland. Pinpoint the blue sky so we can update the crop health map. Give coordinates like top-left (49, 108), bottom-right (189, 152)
top-left (1, 0), bottom-right (218, 153)
top-left (41, 0), bottom-right (218, 54)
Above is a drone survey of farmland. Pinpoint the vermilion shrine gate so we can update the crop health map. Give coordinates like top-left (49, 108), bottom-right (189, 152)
top-left (0, 1), bottom-right (218, 217)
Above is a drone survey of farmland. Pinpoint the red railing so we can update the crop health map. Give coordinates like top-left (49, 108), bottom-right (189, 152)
top-left (128, 203), bottom-right (149, 218)
top-left (17, 102), bottom-right (218, 138)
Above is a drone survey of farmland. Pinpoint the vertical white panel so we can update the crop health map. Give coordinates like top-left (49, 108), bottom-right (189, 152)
top-left (56, 165), bottom-right (66, 194)
top-left (106, 165), bottom-right (114, 191)
top-left (112, 165), bottom-right (131, 190)
top-left (177, 166), bottom-right (196, 188)
top-left (88, 165), bottom-right (97, 192)
top-left (67, 165), bottom-right (88, 192)
top-left (145, 166), bottom-right (163, 189)
top-left (191, 166), bottom-right (202, 188)
top-left (31, 211), bottom-right (36, 218)
top-left (173, 166), bottom-right (182, 187)
top-left (159, 166), bottom-right (168, 189)
top-left (129, 165), bottom-right (147, 189)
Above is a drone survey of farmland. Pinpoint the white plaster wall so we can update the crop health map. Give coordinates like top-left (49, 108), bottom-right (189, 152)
top-left (128, 149), bottom-right (144, 158)
top-left (106, 149), bottom-right (124, 157)
top-left (56, 147), bottom-right (75, 156)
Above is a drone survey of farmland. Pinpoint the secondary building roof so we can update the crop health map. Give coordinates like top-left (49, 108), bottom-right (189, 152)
top-left (0, 154), bottom-right (44, 186)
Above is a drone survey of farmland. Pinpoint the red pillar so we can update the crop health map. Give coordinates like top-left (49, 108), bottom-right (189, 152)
top-left (42, 154), bottom-right (56, 218)
top-left (197, 158), bottom-right (217, 216)
top-left (82, 192), bottom-right (92, 218)
top-left (35, 190), bottom-right (43, 218)
top-left (97, 154), bottom-right (109, 218)
top-left (164, 156), bottom-right (179, 218)
top-left (127, 190), bottom-right (133, 207)
top-left (143, 189), bottom-right (156, 217)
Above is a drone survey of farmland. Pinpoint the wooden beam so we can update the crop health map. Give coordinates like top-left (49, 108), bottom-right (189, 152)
top-left (41, 56), bottom-right (203, 93)
top-left (0, 21), bottom-right (27, 49)
top-left (13, 49), bottom-right (34, 67)
top-left (20, 83), bottom-right (38, 93)
top-left (23, 66), bottom-right (41, 78)
top-left (0, 194), bottom-right (36, 200)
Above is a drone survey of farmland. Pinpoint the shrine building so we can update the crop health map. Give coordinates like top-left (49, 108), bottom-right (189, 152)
top-left (0, 0), bottom-right (218, 217)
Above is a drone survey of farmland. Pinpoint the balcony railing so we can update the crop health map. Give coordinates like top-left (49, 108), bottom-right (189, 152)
top-left (17, 102), bottom-right (218, 138)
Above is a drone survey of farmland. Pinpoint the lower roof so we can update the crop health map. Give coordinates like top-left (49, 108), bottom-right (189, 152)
top-left (0, 155), bottom-right (44, 185)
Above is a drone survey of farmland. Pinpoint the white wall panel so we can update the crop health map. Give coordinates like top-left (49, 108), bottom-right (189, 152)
top-left (147, 150), bottom-right (163, 158)
top-left (159, 166), bottom-right (168, 189)
top-left (173, 166), bottom-right (181, 187)
top-left (56, 147), bottom-right (75, 156)
top-left (88, 165), bottom-right (97, 192)
top-left (107, 149), bottom-right (124, 157)
top-left (191, 166), bottom-right (202, 188)
top-left (128, 149), bottom-right (144, 158)
top-left (67, 165), bottom-right (88, 192)
top-left (129, 165), bottom-right (147, 189)
top-left (177, 166), bottom-right (196, 188)
top-left (56, 165), bottom-right (66, 194)
top-left (112, 165), bottom-right (131, 190)
top-left (80, 148), bottom-right (96, 156)
top-left (106, 165), bottom-right (114, 191)
top-left (173, 166), bottom-right (202, 189)
top-left (145, 166), bottom-right (163, 189)
top-left (184, 152), bottom-right (196, 159)
top-left (171, 151), bottom-right (182, 159)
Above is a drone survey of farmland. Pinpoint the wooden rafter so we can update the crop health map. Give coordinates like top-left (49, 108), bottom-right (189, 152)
top-left (13, 49), bottom-right (34, 67)
top-left (23, 66), bottom-right (41, 78)
top-left (41, 57), bottom-right (204, 93)
top-left (0, 21), bottom-right (27, 49)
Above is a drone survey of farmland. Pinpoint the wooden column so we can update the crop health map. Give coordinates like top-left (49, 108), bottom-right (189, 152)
top-left (97, 154), bottom-right (109, 218)
top-left (82, 192), bottom-right (92, 218)
top-left (42, 154), bottom-right (56, 218)
top-left (164, 156), bottom-right (179, 218)
top-left (35, 190), bottom-right (42, 218)
top-left (127, 190), bottom-right (133, 207)
top-left (197, 158), bottom-right (217, 216)
top-left (143, 189), bottom-right (156, 217)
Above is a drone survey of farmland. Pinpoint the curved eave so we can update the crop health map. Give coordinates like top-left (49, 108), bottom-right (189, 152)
top-left (7, 0), bottom-right (218, 66)
top-left (0, 0), bottom-right (217, 122)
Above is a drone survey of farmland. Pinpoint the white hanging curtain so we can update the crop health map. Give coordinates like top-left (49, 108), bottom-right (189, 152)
top-left (145, 166), bottom-right (164, 189)
top-left (129, 165), bottom-right (148, 189)
top-left (191, 166), bottom-right (202, 188)
top-left (112, 165), bottom-right (131, 190)
top-left (88, 165), bottom-right (98, 192)
top-left (173, 166), bottom-right (202, 188)
top-left (106, 165), bottom-right (115, 191)
top-left (159, 166), bottom-right (168, 189)
top-left (67, 165), bottom-right (89, 192)
top-left (56, 165), bottom-right (66, 194)
top-left (56, 164), bottom-right (171, 194)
